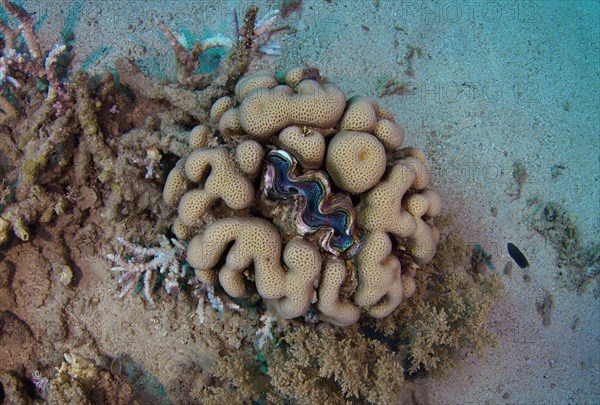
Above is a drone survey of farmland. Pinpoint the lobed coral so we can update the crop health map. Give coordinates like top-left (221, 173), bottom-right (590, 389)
top-left (0, 2), bottom-right (503, 402)
top-left (164, 68), bottom-right (443, 325)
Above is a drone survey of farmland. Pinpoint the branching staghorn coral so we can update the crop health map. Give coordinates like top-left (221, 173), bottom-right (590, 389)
top-left (0, 0), bottom-right (70, 123)
top-left (155, 8), bottom-right (281, 87)
top-left (116, 5), bottom-right (263, 123)
top-left (107, 235), bottom-right (189, 305)
top-left (0, 1), bottom-right (262, 246)
top-left (107, 233), bottom-right (242, 320)
top-left (0, 1), bottom-right (120, 243)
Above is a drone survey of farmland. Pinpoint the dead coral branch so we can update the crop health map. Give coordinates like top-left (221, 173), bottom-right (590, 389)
top-left (73, 71), bottom-right (117, 184)
top-left (0, 0), bottom-right (42, 63)
top-left (118, 6), bottom-right (258, 123)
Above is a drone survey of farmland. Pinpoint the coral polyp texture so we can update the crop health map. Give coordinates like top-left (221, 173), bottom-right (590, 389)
top-left (163, 68), bottom-right (442, 325)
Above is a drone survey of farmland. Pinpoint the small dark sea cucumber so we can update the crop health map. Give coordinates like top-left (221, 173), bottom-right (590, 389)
top-left (507, 242), bottom-right (529, 268)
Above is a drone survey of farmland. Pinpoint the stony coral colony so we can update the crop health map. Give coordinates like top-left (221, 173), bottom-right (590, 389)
top-left (0, 2), bottom-right (503, 402)
top-left (164, 67), bottom-right (443, 326)
top-left (0, 0), bottom-right (440, 326)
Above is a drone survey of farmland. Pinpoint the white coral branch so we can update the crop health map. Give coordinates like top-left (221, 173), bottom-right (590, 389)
top-left (230, 8), bottom-right (283, 56)
top-left (254, 9), bottom-right (280, 37)
top-left (107, 235), bottom-right (189, 306)
top-left (192, 283), bottom-right (241, 324)
top-left (31, 370), bottom-right (50, 393)
top-left (108, 235), bottom-right (243, 319)
top-left (256, 313), bottom-right (276, 348)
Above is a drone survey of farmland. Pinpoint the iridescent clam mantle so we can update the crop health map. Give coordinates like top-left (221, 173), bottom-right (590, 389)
top-left (263, 149), bottom-right (362, 256)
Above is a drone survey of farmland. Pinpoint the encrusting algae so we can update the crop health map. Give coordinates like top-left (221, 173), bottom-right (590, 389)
top-left (0, 2), bottom-right (502, 403)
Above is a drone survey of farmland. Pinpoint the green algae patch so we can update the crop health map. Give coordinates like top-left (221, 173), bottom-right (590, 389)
top-left (527, 199), bottom-right (600, 295)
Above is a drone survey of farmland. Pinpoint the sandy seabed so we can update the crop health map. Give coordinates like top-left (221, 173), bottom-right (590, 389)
top-left (1, 1), bottom-right (599, 404)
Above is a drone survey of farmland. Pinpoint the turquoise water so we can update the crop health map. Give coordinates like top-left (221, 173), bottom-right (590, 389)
top-left (2, 1), bottom-right (599, 403)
